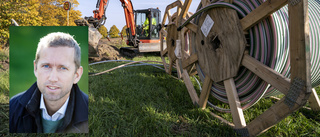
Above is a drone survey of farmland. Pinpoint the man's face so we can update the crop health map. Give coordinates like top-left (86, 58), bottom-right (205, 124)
top-left (34, 46), bottom-right (83, 102)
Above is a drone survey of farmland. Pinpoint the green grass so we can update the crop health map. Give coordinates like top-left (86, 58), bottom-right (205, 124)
top-left (0, 48), bottom-right (9, 135)
top-left (0, 70), bottom-right (9, 103)
top-left (89, 59), bottom-right (236, 136)
top-left (88, 52), bottom-right (320, 136)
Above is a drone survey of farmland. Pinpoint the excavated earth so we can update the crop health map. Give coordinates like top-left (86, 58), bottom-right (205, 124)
top-left (89, 38), bottom-right (125, 62)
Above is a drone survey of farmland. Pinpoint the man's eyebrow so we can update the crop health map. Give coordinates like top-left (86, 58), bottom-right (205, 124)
top-left (39, 62), bottom-right (50, 65)
top-left (39, 63), bottom-right (70, 68)
top-left (59, 64), bottom-right (70, 68)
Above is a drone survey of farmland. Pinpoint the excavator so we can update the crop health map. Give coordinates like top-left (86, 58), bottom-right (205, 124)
top-left (75, 0), bottom-right (163, 56)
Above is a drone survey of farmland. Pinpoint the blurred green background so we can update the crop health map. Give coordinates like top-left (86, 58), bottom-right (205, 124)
top-left (9, 26), bottom-right (89, 98)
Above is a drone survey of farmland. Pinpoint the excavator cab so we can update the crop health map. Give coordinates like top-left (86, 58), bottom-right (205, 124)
top-left (130, 8), bottom-right (162, 52)
top-left (122, 7), bottom-right (164, 55)
top-left (135, 8), bottom-right (161, 40)
top-left (121, 8), bottom-right (163, 56)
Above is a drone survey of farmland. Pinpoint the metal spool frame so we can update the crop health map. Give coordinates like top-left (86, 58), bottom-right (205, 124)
top-left (162, 0), bottom-right (320, 136)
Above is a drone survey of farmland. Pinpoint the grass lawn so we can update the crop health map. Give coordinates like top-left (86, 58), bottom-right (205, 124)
top-left (88, 53), bottom-right (320, 136)
top-left (0, 48), bottom-right (9, 134)
top-left (88, 54), bottom-right (236, 136)
top-left (1, 48), bottom-right (320, 136)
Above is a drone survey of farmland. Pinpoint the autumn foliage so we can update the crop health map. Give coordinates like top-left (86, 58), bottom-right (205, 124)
top-left (0, 0), bottom-right (82, 47)
top-left (121, 25), bottom-right (127, 37)
top-left (109, 25), bottom-right (120, 38)
top-left (98, 25), bottom-right (108, 38)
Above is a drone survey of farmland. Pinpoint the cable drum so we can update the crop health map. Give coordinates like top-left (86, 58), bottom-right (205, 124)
top-left (189, 0), bottom-right (320, 112)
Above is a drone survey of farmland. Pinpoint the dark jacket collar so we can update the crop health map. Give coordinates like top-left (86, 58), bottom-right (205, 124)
top-left (23, 82), bottom-right (42, 132)
top-left (23, 82), bottom-right (41, 116)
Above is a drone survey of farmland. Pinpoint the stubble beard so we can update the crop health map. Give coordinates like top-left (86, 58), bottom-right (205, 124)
top-left (41, 85), bottom-right (72, 102)
top-left (43, 90), bottom-right (70, 102)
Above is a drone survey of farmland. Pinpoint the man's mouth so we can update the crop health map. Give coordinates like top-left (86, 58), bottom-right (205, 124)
top-left (47, 86), bottom-right (59, 90)
top-left (48, 86), bottom-right (57, 90)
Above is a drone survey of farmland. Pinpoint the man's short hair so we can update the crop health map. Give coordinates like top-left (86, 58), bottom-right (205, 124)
top-left (35, 32), bottom-right (81, 70)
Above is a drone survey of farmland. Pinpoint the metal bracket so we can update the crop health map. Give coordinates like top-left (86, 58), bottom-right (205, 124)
top-left (289, 0), bottom-right (301, 6)
top-left (235, 128), bottom-right (249, 137)
top-left (284, 77), bottom-right (305, 108)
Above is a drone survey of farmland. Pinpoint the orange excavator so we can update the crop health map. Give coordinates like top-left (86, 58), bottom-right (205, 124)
top-left (75, 0), bottom-right (163, 54)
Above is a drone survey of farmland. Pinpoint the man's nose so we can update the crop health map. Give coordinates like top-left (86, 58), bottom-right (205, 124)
top-left (48, 69), bottom-right (58, 82)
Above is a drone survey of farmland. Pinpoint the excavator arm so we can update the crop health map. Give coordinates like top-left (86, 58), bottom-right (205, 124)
top-left (93, 0), bottom-right (108, 21)
top-left (89, 0), bottom-right (108, 28)
top-left (75, 0), bottom-right (139, 47)
top-left (75, 0), bottom-right (108, 28)
top-left (120, 0), bottom-right (139, 47)
top-left (120, 0), bottom-right (135, 36)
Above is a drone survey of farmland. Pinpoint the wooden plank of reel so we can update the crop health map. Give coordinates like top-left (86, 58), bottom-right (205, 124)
top-left (166, 23), bottom-right (179, 75)
top-left (192, 3), bottom-right (248, 130)
top-left (195, 7), bottom-right (246, 82)
top-left (160, 0), bottom-right (183, 75)
top-left (224, 78), bottom-right (247, 128)
top-left (182, 69), bottom-right (199, 104)
top-left (198, 76), bottom-right (213, 109)
top-left (178, 0), bottom-right (192, 26)
top-left (242, 54), bottom-right (291, 95)
top-left (245, 0), bottom-right (311, 136)
top-left (309, 89), bottom-right (320, 111)
top-left (182, 53), bottom-right (198, 69)
top-left (240, 0), bottom-right (287, 31)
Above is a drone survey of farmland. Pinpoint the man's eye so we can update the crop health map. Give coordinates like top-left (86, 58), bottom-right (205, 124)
top-left (61, 67), bottom-right (67, 70)
top-left (43, 65), bottom-right (49, 68)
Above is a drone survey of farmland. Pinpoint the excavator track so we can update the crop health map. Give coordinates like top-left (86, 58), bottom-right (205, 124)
top-left (119, 47), bottom-right (139, 58)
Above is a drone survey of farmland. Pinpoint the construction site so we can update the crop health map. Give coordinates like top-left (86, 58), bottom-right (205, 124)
top-left (1, 0), bottom-right (320, 136)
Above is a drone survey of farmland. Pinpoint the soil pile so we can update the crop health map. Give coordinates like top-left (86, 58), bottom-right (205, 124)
top-left (89, 38), bottom-right (125, 62)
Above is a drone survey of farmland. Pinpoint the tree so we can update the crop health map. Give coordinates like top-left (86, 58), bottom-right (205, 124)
top-left (0, 0), bottom-right (42, 47)
top-left (109, 25), bottom-right (120, 38)
top-left (120, 25), bottom-right (127, 37)
top-left (39, 0), bottom-right (82, 26)
top-left (0, 0), bottom-right (82, 47)
top-left (98, 25), bottom-right (108, 38)
top-left (38, 0), bottom-right (60, 26)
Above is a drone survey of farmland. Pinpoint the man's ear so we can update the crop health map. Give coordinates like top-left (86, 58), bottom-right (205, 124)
top-left (73, 66), bottom-right (83, 84)
top-left (34, 61), bottom-right (38, 78)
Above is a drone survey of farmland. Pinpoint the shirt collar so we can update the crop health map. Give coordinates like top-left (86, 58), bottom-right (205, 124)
top-left (40, 94), bottom-right (70, 121)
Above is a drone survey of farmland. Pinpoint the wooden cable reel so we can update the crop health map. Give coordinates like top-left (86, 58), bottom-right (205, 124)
top-left (174, 0), bottom-right (320, 136)
top-left (160, 1), bottom-right (182, 77)
top-left (160, 0), bottom-right (195, 78)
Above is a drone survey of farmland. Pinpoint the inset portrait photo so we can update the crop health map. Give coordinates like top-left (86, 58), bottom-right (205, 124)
top-left (9, 26), bottom-right (88, 133)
